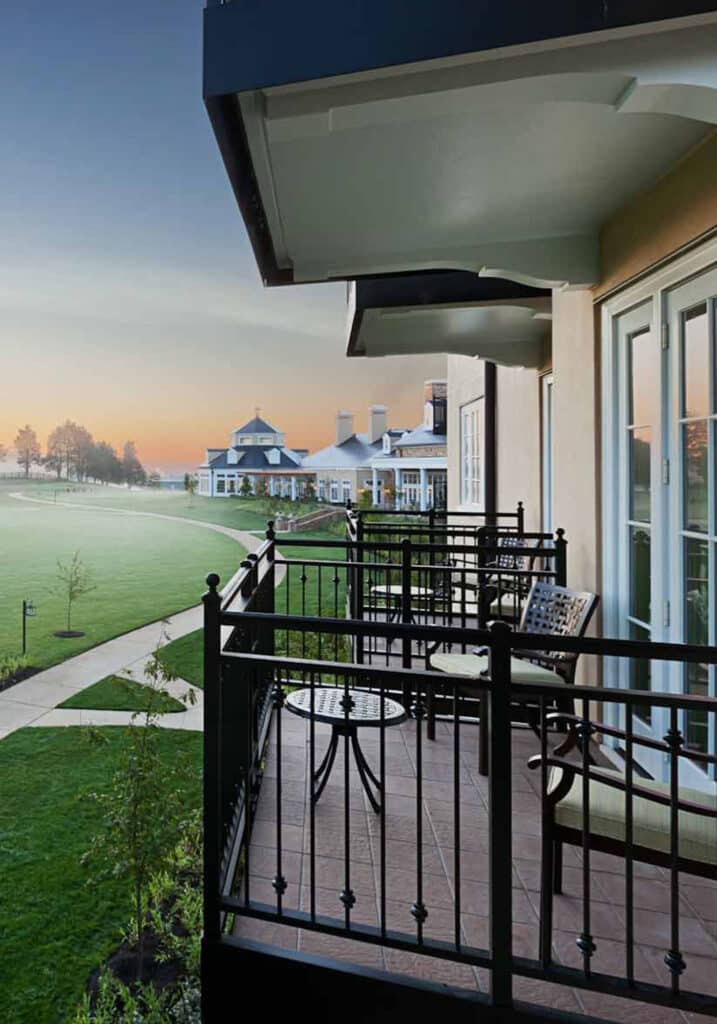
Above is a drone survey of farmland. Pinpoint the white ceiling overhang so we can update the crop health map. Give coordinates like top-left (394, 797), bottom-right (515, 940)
top-left (206, 11), bottom-right (717, 289)
top-left (347, 272), bottom-right (551, 368)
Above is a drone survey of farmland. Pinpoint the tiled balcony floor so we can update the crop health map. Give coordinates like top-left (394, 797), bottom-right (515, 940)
top-left (233, 709), bottom-right (717, 1022)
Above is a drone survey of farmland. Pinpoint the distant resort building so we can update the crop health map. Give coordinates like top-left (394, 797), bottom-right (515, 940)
top-left (197, 415), bottom-right (311, 499)
top-left (301, 405), bottom-right (405, 507)
top-left (198, 383), bottom-right (447, 510)
top-left (370, 381), bottom-right (447, 509)
top-left (303, 381), bottom-right (447, 510)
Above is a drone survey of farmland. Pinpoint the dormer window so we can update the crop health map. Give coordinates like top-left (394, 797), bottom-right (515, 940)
top-left (382, 433), bottom-right (391, 454)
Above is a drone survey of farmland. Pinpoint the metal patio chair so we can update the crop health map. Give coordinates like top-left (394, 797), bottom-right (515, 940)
top-left (429, 581), bottom-right (599, 772)
top-left (528, 724), bottom-right (717, 964)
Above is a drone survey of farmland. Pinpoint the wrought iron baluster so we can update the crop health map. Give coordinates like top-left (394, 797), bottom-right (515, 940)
top-left (341, 676), bottom-right (355, 929)
top-left (301, 562), bottom-right (307, 660)
top-left (453, 683), bottom-right (461, 950)
top-left (412, 686), bottom-right (427, 945)
top-left (317, 566), bottom-right (322, 661)
top-left (664, 707), bottom-right (686, 994)
top-left (539, 695), bottom-right (550, 968)
top-left (577, 714), bottom-right (596, 975)
top-left (310, 671), bottom-right (316, 923)
top-left (488, 621), bottom-right (513, 1009)
top-left (333, 566), bottom-right (340, 663)
top-left (380, 674), bottom-right (387, 940)
top-left (272, 678), bottom-right (287, 915)
top-left (625, 701), bottom-right (635, 986)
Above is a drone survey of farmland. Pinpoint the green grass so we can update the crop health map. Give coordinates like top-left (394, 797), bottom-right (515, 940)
top-left (35, 482), bottom-right (322, 535)
top-left (0, 726), bottom-right (201, 1024)
top-left (0, 480), bottom-right (245, 669)
top-left (157, 630), bottom-right (204, 689)
top-left (58, 675), bottom-right (185, 713)
top-left (156, 532), bottom-right (349, 684)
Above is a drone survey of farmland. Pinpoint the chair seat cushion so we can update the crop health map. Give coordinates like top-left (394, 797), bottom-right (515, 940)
top-left (551, 766), bottom-right (717, 865)
top-left (431, 652), bottom-right (562, 686)
top-left (490, 592), bottom-right (523, 616)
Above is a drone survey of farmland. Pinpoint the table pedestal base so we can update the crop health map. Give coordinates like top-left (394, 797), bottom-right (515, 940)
top-left (313, 724), bottom-right (383, 813)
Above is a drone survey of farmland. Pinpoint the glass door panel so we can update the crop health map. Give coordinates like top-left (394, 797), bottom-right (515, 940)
top-left (615, 302), bottom-right (664, 759)
top-left (668, 269), bottom-right (717, 787)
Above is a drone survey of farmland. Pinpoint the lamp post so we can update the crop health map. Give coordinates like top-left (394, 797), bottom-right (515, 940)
top-left (22, 599), bottom-right (36, 656)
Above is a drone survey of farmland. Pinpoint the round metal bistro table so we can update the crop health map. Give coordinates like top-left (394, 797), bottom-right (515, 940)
top-left (285, 687), bottom-right (407, 813)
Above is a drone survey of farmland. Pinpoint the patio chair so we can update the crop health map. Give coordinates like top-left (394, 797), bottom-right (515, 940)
top-left (428, 582), bottom-right (599, 771)
top-left (451, 533), bottom-right (541, 626)
top-left (528, 725), bottom-right (717, 963)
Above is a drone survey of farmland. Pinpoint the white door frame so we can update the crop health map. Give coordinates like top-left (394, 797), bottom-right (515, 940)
top-left (601, 235), bottom-right (717, 788)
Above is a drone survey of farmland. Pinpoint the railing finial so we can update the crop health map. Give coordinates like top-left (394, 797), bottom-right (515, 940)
top-left (205, 572), bottom-right (220, 592)
top-left (266, 520), bottom-right (275, 540)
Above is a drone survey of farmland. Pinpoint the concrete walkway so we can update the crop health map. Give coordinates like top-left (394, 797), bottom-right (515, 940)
top-left (0, 492), bottom-right (281, 739)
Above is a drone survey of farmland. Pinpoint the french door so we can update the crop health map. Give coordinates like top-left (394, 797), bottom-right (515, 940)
top-left (666, 269), bottom-right (717, 787)
top-left (607, 263), bottom-right (717, 789)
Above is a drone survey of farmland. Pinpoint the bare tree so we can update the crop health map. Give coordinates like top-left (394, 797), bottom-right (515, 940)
top-left (53, 551), bottom-right (96, 634)
top-left (14, 425), bottom-right (41, 478)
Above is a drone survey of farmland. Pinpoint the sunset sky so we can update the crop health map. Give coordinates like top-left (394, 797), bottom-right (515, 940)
top-left (0, 2), bottom-right (444, 474)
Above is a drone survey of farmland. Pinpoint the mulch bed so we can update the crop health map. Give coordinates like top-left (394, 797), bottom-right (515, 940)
top-left (0, 665), bottom-right (39, 694)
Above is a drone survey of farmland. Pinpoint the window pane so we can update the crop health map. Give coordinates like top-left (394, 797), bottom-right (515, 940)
top-left (683, 304), bottom-right (709, 419)
top-left (629, 329), bottom-right (657, 427)
top-left (629, 621), bottom-right (652, 724)
top-left (684, 538), bottom-right (709, 754)
top-left (683, 420), bottom-right (709, 533)
top-left (629, 427), bottom-right (651, 523)
top-left (629, 526), bottom-right (651, 623)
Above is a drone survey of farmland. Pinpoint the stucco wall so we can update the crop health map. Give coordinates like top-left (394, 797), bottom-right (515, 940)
top-left (551, 289), bottom-right (599, 596)
top-left (597, 133), bottom-right (717, 299)
top-left (496, 365), bottom-right (541, 530)
top-left (446, 355), bottom-right (485, 510)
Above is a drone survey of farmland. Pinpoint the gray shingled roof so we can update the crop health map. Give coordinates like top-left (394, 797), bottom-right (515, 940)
top-left (302, 433), bottom-right (382, 469)
top-left (233, 415), bottom-right (279, 435)
top-left (208, 446), bottom-right (301, 469)
top-left (394, 425), bottom-right (447, 448)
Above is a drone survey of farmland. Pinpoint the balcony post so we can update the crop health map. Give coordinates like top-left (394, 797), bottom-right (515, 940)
top-left (372, 466), bottom-right (379, 507)
top-left (488, 620), bottom-right (513, 1009)
top-left (202, 573), bottom-right (222, 949)
top-left (555, 527), bottom-right (567, 586)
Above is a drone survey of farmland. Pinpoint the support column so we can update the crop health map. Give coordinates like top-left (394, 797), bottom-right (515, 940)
top-left (395, 467), bottom-right (402, 510)
top-left (371, 467), bottom-right (378, 507)
top-left (419, 466), bottom-right (428, 511)
top-left (290, 477), bottom-right (297, 501)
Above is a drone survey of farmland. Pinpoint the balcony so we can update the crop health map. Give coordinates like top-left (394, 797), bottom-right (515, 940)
top-left (201, 511), bottom-right (717, 1022)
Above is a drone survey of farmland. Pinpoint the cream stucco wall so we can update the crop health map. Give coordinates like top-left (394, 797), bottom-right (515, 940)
top-left (496, 365), bottom-right (541, 531)
top-left (551, 289), bottom-right (599, 599)
top-left (447, 355), bottom-right (542, 524)
top-left (446, 356), bottom-right (485, 510)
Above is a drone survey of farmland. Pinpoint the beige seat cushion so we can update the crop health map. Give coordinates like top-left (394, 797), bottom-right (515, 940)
top-left (490, 591), bottom-right (522, 616)
top-left (431, 652), bottom-right (562, 686)
top-left (551, 766), bottom-right (717, 865)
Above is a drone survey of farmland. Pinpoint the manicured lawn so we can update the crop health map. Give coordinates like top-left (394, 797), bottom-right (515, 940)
top-left (158, 629), bottom-right (204, 689)
top-left (0, 480), bottom-right (244, 669)
top-left (156, 532), bottom-right (349, 683)
top-left (58, 674), bottom-right (185, 713)
top-left (0, 726), bottom-right (201, 1024)
top-left (40, 482), bottom-right (322, 535)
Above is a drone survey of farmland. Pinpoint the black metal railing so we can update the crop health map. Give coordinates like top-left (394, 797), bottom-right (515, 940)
top-left (203, 551), bottom-right (717, 1021)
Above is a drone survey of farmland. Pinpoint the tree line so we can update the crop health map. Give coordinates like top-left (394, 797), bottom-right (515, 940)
top-left (4, 422), bottom-right (147, 485)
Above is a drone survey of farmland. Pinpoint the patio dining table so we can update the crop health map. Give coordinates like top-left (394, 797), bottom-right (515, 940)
top-left (285, 686), bottom-right (407, 812)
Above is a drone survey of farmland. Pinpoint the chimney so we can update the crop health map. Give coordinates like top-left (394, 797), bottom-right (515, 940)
top-left (335, 411), bottom-right (354, 446)
top-left (368, 404), bottom-right (387, 444)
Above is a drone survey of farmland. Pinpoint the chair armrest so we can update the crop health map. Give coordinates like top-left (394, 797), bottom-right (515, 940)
top-left (527, 753), bottom-right (717, 819)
